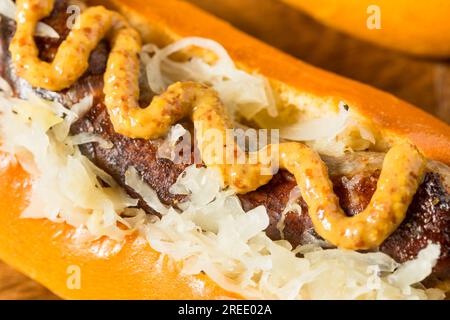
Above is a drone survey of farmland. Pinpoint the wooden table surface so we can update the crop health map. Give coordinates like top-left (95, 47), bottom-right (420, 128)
top-left (1, 0), bottom-right (449, 300)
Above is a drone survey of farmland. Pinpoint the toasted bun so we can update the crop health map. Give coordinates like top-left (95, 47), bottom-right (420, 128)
top-left (0, 0), bottom-right (449, 299)
top-left (282, 0), bottom-right (450, 58)
top-left (0, 154), bottom-right (239, 299)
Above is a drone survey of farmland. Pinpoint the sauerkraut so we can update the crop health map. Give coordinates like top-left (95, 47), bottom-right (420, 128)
top-left (126, 165), bottom-right (444, 300)
top-left (0, 0), bottom-right (60, 39)
top-left (141, 37), bottom-right (277, 119)
top-left (0, 89), bottom-right (140, 240)
top-left (141, 37), bottom-right (377, 156)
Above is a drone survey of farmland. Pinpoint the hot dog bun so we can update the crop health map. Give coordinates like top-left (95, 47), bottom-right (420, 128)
top-left (0, 0), bottom-right (449, 299)
top-left (282, 0), bottom-right (450, 58)
top-left (0, 153), bottom-right (239, 299)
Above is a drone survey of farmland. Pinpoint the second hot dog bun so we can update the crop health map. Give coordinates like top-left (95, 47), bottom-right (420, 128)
top-left (0, 0), bottom-right (449, 299)
top-left (282, 0), bottom-right (450, 57)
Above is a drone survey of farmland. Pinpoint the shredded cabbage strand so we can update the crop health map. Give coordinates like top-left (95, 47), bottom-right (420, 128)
top-left (0, 0), bottom-right (60, 39)
top-left (141, 37), bottom-right (277, 119)
top-left (126, 164), bottom-right (444, 300)
top-left (0, 90), bottom-right (139, 240)
top-left (280, 102), bottom-right (350, 141)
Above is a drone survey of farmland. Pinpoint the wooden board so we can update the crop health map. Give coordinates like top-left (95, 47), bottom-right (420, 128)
top-left (0, 261), bottom-right (58, 300)
top-left (1, 0), bottom-right (449, 300)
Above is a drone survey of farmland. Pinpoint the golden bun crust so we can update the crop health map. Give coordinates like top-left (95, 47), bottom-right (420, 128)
top-left (282, 0), bottom-right (450, 58)
top-left (0, 155), bottom-right (238, 299)
top-left (0, 0), bottom-right (449, 299)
